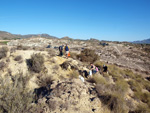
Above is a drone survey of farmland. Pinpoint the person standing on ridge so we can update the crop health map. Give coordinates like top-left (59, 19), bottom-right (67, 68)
top-left (59, 45), bottom-right (64, 56)
top-left (64, 44), bottom-right (69, 58)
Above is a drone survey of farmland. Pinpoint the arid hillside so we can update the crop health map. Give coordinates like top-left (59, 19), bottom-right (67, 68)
top-left (8, 37), bottom-right (150, 75)
top-left (0, 37), bottom-right (150, 113)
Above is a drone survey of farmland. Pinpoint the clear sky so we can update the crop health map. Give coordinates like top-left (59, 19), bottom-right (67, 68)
top-left (0, 0), bottom-right (150, 41)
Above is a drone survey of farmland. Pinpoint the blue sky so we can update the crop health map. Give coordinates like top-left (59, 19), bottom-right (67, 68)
top-left (0, 0), bottom-right (150, 41)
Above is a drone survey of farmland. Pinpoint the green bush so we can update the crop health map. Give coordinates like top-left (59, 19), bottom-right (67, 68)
top-left (77, 49), bottom-right (99, 63)
top-left (27, 53), bottom-right (44, 73)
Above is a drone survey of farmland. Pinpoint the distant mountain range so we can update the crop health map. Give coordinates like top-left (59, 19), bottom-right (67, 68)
top-left (0, 31), bottom-right (58, 40)
top-left (1, 31), bottom-right (150, 44)
top-left (132, 38), bottom-right (150, 44)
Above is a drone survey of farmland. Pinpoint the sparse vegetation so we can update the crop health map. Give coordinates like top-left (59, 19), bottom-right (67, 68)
top-left (0, 36), bottom-right (149, 112)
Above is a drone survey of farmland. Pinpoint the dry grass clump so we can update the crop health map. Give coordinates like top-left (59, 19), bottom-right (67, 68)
top-left (0, 73), bottom-right (34, 113)
top-left (27, 53), bottom-right (44, 73)
top-left (0, 46), bottom-right (8, 59)
top-left (77, 49), bottom-right (99, 62)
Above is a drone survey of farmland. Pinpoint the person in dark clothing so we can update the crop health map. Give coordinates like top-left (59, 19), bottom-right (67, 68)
top-left (59, 45), bottom-right (64, 56)
top-left (103, 65), bottom-right (108, 74)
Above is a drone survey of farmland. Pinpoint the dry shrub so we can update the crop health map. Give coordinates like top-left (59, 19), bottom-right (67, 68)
top-left (14, 55), bottom-right (22, 61)
top-left (77, 49), bottom-right (99, 62)
top-left (0, 46), bottom-right (8, 59)
top-left (0, 61), bottom-right (6, 69)
top-left (37, 75), bottom-right (54, 87)
top-left (0, 73), bottom-right (34, 113)
top-left (27, 53), bottom-right (44, 73)
top-left (60, 61), bottom-right (70, 70)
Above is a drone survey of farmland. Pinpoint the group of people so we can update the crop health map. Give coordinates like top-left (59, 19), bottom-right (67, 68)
top-left (89, 63), bottom-right (108, 77)
top-left (59, 44), bottom-right (70, 58)
top-left (58, 44), bottom-right (108, 80)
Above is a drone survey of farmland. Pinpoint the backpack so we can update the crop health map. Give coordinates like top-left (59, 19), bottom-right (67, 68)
top-left (96, 67), bottom-right (99, 72)
top-left (65, 46), bottom-right (69, 51)
top-left (59, 46), bottom-right (63, 51)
